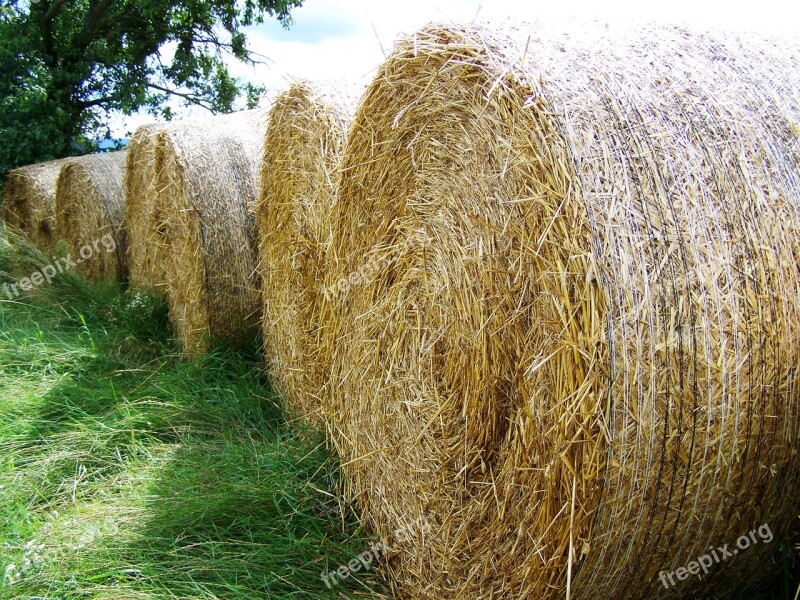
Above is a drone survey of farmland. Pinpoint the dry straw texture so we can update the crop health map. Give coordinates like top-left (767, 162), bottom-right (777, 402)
top-left (257, 81), bottom-right (358, 424)
top-left (324, 21), bottom-right (800, 599)
top-left (55, 151), bottom-right (128, 281)
top-left (2, 158), bottom-right (71, 249)
top-left (153, 109), bottom-right (266, 355)
top-left (125, 124), bottom-right (166, 290)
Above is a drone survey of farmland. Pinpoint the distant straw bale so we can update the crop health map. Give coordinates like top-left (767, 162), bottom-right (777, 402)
top-left (153, 109), bottom-right (266, 355)
top-left (257, 81), bottom-right (358, 423)
top-left (2, 158), bottom-right (71, 249)
top-left (125, 124), bottom-right (166, 290)
top-left (55, 151), bottom-right (128, 281)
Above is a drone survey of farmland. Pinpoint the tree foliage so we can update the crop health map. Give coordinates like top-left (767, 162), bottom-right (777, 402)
top-left (0, 0), bottom-right (301, 176)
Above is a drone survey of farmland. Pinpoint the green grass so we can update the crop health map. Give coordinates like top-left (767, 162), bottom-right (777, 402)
top-left (0, 230), bottom-right (388, 599)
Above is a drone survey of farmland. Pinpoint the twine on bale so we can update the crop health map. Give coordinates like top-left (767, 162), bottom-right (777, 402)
top-left (257, 81), bottom-right (358, 424)
top-left (55, 151), bottom-right (128, 281)
top-left (125, 124), bottom-right (166, 290)
top-left (2, 158), bottom-right (71, 250)
top-left (153, 109), bottom-right (266, 355)
top-left (323, 21), bottom-right (800, 600)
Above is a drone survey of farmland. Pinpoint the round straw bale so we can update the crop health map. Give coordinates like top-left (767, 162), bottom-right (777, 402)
top-left (153, 109), bottom-right (266, 355)
top-left (55, 151), bottom-right (128, 281)
top-left (2, 158), bottom-right (71, 249)
top-left (257, 81), bottom-right (358, 423)
top-left (324, 22), bottom-right (800, 600)
top-left (125, 124), bottom-right (167, 290)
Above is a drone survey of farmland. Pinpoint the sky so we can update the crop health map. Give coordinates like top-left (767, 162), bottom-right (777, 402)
top-left (112, 0), bottom-right (800, 136)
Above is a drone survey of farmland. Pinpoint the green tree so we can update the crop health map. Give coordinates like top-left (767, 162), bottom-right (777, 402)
top-left (0, 0), bottom-right (301, 176)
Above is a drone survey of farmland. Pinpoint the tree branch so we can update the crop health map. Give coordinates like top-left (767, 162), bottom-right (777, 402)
top-left (38, 1), bottom-right (59, 68)
top-left (75, 0), bottom-right (116, 50)
top-left (77, 95), bottom-right (117, 109)
top-left (146, 83), bottom-right (215, 111)
top-left (44, 0), bottom-right (67, 22)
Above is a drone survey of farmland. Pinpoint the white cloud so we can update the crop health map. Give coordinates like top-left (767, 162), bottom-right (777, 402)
top-left (232, 0), bottom-right (800, 102)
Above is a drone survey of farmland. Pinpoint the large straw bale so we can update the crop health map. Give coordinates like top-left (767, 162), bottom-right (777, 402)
top-left (323, 21), bottom-right (800, 600)
top-left (2, 158), bottom-right (71, 249)
top-left (55, 151), bottom-right (128, 281)
top-left (257, 81), bottom-right (358, 423)
top-left (125, 124), bottom-right (166, 290)
top-left (153, 109), bottom-right (266, 355)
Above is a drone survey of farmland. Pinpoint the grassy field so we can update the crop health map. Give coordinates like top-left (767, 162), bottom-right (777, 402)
top-left (0, 232), bottom-right (387, 599)
top-left (0, 230), bottom-right (796, 600)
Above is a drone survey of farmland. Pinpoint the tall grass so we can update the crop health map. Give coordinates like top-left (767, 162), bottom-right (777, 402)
top-left (0, 227), bottom-right (388, 599)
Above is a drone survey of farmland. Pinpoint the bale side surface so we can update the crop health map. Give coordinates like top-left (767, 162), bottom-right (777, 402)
top-left (55, 151), bottom-right (128, 281)
top-left (153, 109), bottom-right (266, 355)
top-left (324, 22), bottom-right (800, 600)
top-left (257, 81), bottom-right (358, 424)
top-left (2, 158), bottom-right (72, 249)
top-left (125, 124), bottom-right (165, 290)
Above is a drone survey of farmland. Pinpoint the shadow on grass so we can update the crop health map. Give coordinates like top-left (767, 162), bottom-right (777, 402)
top-left (124, 426), bottom-right (388, 599)
top-left (2, 297), bottom-right (386, 598)
top-left (0, 231), bottom-right (390, 598)
top-left (8, 344), bottom-right (283, 506)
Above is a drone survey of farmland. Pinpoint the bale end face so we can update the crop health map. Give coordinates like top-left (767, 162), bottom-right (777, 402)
top-left (153, 110), bottom-right (266, 355)
top-left (2, 158), bottom-right (71, 250)
top-left (258, 81), bottom-right (358, 425)
top-left (125, 124), bottom-right (167, 291)
top-left (55, 151), bottom-right (128, 282)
